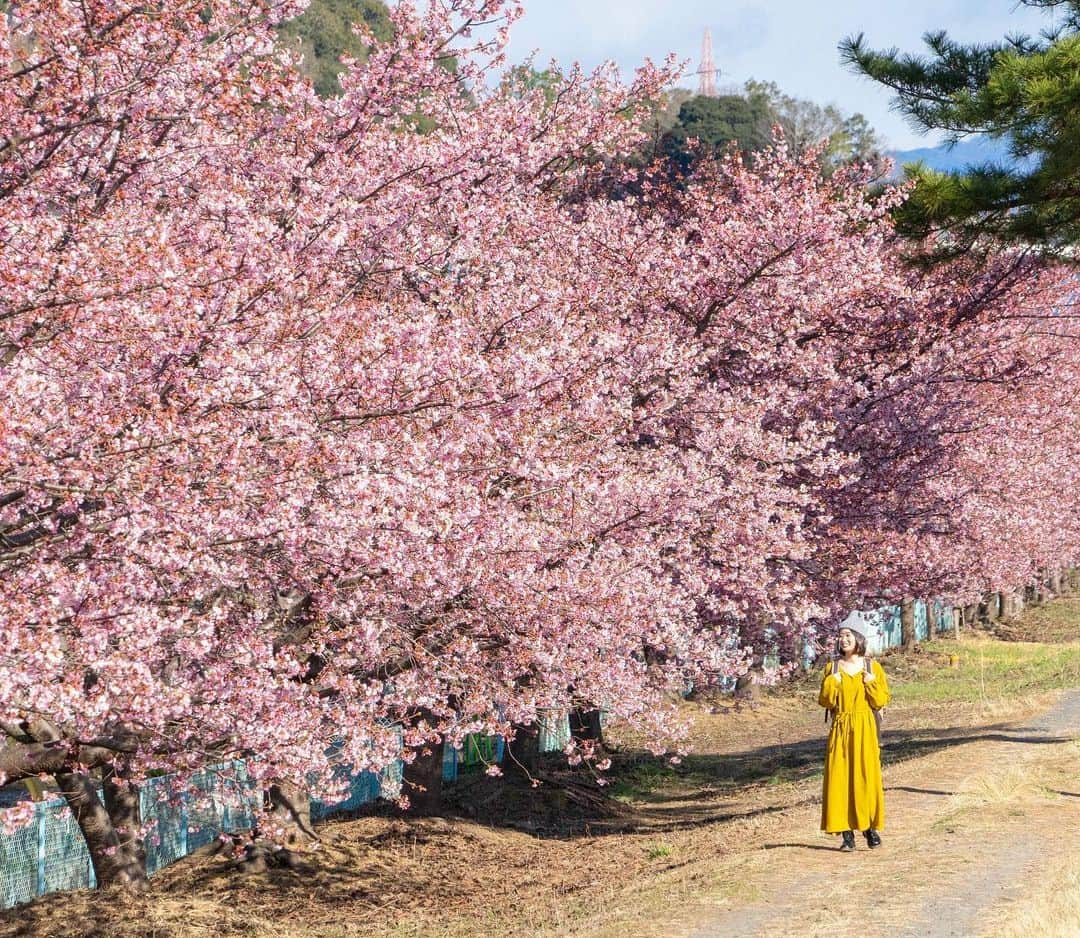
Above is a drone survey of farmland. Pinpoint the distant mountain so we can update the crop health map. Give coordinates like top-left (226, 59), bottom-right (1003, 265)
top-left (887, 137), bottom-right (1035, 177)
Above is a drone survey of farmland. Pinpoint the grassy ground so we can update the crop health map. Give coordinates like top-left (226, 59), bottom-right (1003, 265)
top-left (3, 597), bottom-right (1077, 938)
top-left (889, 636), bottom-right (1080, 706)
top-left (692, 721), bottom-right (1080, 938)
top-left (607, 620), bottom-right (1079, 809)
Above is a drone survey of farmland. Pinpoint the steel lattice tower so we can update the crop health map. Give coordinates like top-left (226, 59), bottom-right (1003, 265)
top-left (698, 28), bottom-right (719, 97)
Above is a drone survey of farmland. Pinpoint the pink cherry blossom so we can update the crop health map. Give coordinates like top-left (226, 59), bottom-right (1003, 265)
top-left (0, 0), bottom-right (1075, 887)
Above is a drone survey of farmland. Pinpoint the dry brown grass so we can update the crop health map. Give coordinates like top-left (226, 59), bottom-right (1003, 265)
top-left (987, 592), bottom-right (1080, 644)
top-left (970, 741), bottom-right (1080, 938)
top-left (980, 851), bottom-right (1080, 938)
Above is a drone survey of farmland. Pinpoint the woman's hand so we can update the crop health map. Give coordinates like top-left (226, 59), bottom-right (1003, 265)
top-left (832, 671), bottom-right (842, 683)
top-left (863, 670), bottom-right (876, 683)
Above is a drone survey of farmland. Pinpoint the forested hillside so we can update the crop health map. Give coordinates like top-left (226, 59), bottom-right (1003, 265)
top-left (279, 0), bottom-right (392, 96)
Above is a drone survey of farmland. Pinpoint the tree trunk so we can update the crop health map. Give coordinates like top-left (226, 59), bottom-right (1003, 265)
top-left (569, 708), bottom-right (604, 746)
top-left (963, 602), bottom-right (980, 628)
top-left (101, 762), bottom-right (147, 881)
top-left (232, 779), bottom-right (319, 873)
top-left (265, 781), bottom-right (317, 846)
top-left (900, 597), bottom-right (916, 649)
top-left (55, 770), bottom-right (148, 890)
top-left (734, 670), bottom-right (760, 704)
top-left (953, 607), bottom-right (962, 640)
top-left (401, 739), bottom-right (445, 814)
top-left (1049, 568), bottom-right (1063, 596)
top-left (506, 721), bottom-right (541, 778)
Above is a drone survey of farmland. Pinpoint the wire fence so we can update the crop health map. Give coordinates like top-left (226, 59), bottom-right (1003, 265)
top-left (1, 725), bottom-right (534, 910)
top-left (840, 598), bottom-right (976, 654)
top-left (1, 762), bottom-right (255, 908)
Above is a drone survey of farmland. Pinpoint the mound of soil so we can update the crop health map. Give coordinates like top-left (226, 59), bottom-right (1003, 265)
top-left (444, 765), bottom-right (629, 835)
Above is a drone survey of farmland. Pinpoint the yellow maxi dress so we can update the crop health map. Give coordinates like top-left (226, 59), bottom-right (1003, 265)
top-left (818, 659), bottom-right (891, 833)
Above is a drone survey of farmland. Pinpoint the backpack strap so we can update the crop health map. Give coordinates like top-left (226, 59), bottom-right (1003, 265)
top-left (864, 656), bottom-right (885, 730)
top-left (825, 659), bottom-right (840, 725)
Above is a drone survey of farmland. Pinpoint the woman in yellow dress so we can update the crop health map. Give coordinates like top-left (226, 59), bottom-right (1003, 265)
top-left (818, 626), bottom-right (891, 851)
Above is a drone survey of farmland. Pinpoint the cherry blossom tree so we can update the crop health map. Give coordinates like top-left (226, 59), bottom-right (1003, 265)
top-left (0, 0), bottom-right (762, 881)
top-left (1, 0), bottom-right (1076, 894)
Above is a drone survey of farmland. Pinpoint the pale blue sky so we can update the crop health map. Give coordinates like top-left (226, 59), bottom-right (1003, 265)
top-left (505, 1), bottom-right (1061, 150)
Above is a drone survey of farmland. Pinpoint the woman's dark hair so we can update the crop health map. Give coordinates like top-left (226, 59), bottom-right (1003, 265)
top-left (835, 627), bottom-right (867, 657)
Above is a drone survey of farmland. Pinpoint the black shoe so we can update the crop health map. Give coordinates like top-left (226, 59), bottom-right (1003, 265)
top-left (864, 829), bottom-right (881, 848)
top-left (840, 831), bottom-right (855, 851)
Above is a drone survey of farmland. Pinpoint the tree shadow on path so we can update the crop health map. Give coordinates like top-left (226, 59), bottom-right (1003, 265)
top-left (886, 786), bottom-right (954, 796)
top-left (622, 722), bottom-right (1072, 797)
top-left (762, 842), bottom-right (838, 852)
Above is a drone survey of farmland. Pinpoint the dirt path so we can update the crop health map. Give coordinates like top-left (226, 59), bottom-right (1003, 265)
top-left (688, 691), bottom-right (1080, 938)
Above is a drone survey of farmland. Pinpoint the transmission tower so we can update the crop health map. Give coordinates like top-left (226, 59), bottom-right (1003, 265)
top-left (697, 28), bottom-right (719, 97)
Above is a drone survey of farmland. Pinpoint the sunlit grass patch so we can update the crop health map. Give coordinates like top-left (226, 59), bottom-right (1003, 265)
top-left (887, 637), bottom-right (1080, 708)
top-left (931, 737), bottom-right (1079, 836)
top-left (938, 765), bottom-right (1052, 821)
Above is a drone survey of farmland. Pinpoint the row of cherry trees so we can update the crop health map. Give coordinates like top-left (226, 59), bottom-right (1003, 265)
top-left (1, 0), bottom-right (1076, 886)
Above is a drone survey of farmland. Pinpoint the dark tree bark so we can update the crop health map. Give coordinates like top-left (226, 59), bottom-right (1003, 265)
top-left (234, 780), bottom-right (318, 873)
top-left (569, 708), bottom-right (604, 746)
top-left (265, 781), bottom-right (317, 845)
top-left (506, 721), bottom-right (540, 778)
top-left (2, 719), bottom-right (148, 891)
top-left (101, 762), bottom-right (147, 883)
top-left (401, 739), bottom-right (445, 814)
top-left (1030, 574), bottom-right (1046, 605)
top-left (900, 597), bottom-right (916, 649)
top-left (55, 770), bottom-right (148, 890)
top-left (734, 671), bottom-right (760, 704)
top-left (1049, 568), bottom-right (1063, 596)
